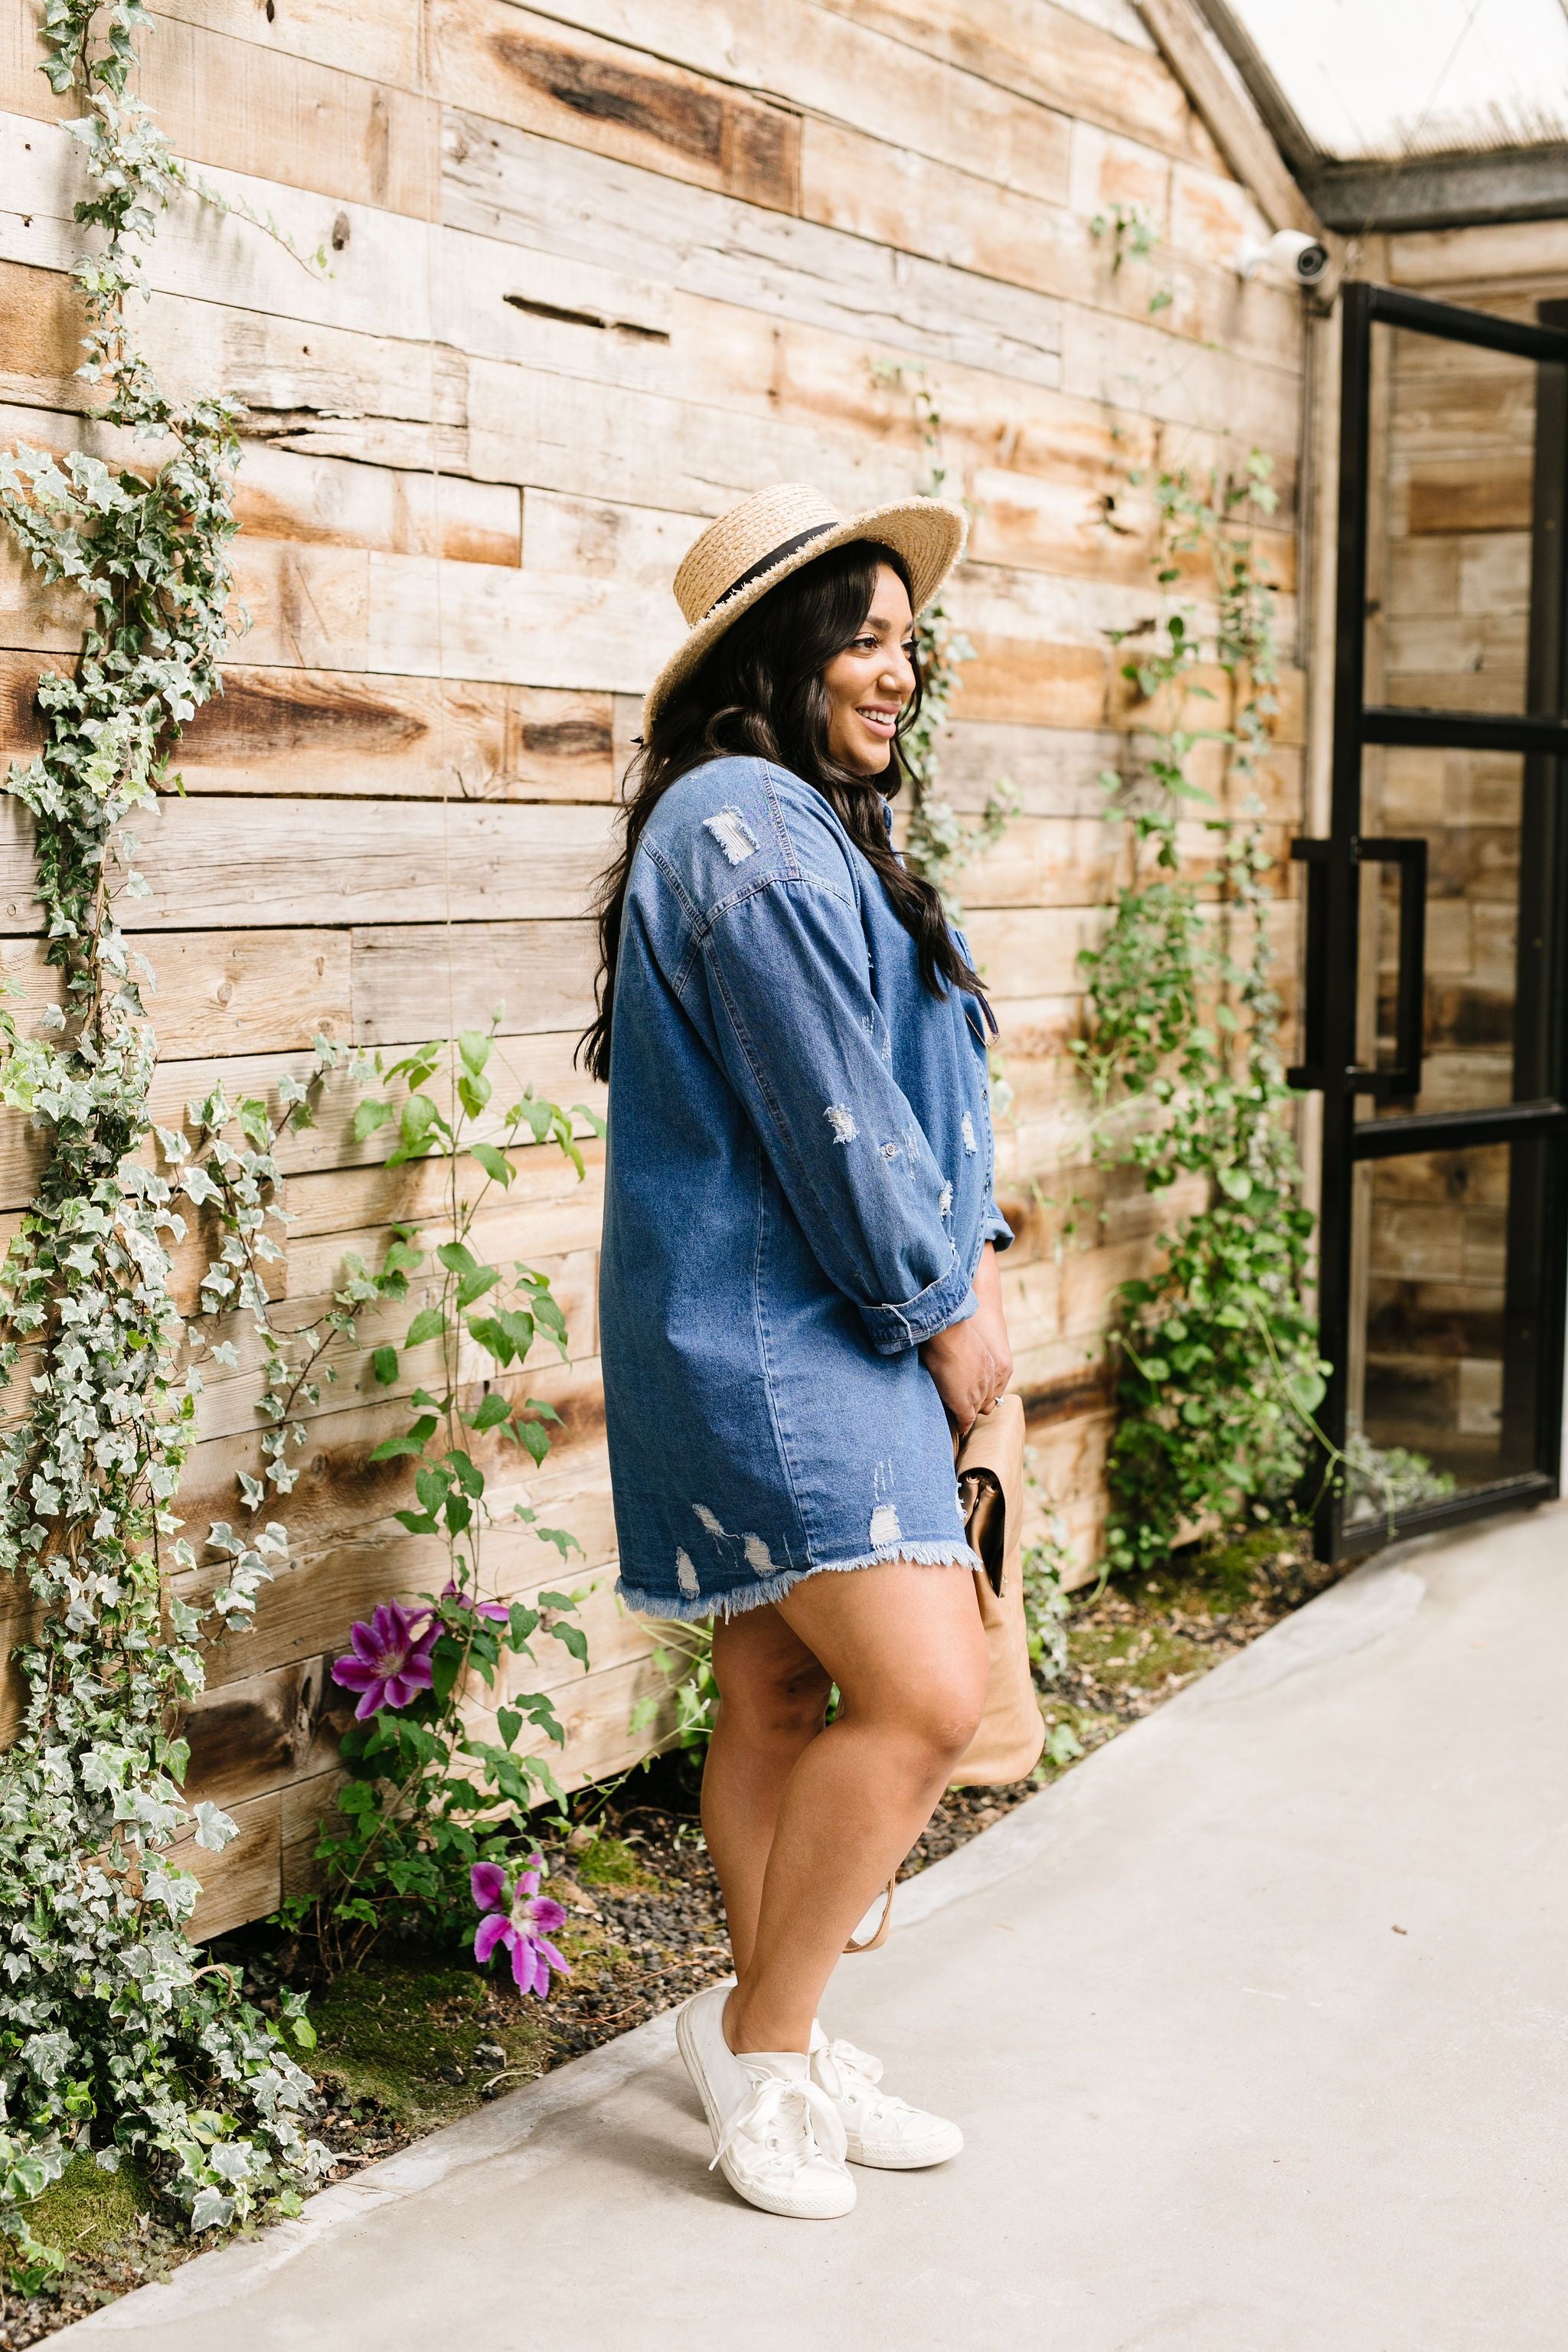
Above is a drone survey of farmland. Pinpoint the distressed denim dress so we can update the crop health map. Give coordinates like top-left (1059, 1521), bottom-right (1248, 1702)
top-left (599, 753), bottom-right (1012, 1621)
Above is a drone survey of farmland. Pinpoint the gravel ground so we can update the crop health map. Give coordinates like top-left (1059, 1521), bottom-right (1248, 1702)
top-left (1, 1533), bottom-right (1337, 2345)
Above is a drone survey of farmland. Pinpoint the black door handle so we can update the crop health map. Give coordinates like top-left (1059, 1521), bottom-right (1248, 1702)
top-left (1285, 834), bottom-right (1426, 1099)
top-left (1352, 836), bottom-right (1427, 1100)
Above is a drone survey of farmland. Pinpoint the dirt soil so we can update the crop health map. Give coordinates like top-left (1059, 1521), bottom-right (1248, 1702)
top-left (1, 1531), bottom-right (1338, 2346)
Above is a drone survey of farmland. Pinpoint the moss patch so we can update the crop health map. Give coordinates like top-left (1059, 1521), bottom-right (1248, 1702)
top-left (569, 1832), bottom-right (655, 1892)
top-left (310, 1952), bottom-right (548, 2130)
top-left (20, 2156), bottom-right (155, 2269)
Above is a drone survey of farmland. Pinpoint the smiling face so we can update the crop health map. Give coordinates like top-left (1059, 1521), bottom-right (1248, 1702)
top-left (820, 560), bottom-right (916, 777)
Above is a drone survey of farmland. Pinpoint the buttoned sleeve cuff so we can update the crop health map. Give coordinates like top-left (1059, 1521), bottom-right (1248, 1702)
top-left (861, 1259), bottom-right (977, 1357)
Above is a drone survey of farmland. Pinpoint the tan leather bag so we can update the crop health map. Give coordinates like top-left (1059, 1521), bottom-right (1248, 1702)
top-left (949, 1393), bottom-right (1046, 1787)
top-left (845, 1393), bottom-right (1043, 1952)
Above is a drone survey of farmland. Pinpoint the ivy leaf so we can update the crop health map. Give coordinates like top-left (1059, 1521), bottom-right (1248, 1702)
top-left (1217, 1167), bottom-right (1253, 1201)
top-left (371, 1346), bottom-right (398, 1387)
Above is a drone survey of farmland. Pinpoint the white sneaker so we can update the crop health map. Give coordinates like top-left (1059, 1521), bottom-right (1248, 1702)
top-left (676, 1985), bottom-right (855, 2220)
top-left (809, 2023), bottom-right (964, 2169)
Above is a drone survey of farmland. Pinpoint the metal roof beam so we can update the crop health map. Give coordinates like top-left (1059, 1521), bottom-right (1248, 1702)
top-left (1308, 145), bottom-right (1568, 233)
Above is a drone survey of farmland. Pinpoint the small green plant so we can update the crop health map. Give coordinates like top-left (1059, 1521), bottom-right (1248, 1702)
top-left (302, 1031), bottom-right (599, 1968)
top-left (1089, 203), bottom-right (1173, 314)
top-left (871, 363), bottom-right (1020, 913)
top-left (1077, 456), bottom-right (1328, 1576)
top-left (0, 0), bottom-right (335, 2278)
top-left (631, 1619), bottom-right (718, 1760)
top-left (1090, 202), bottom-right (1160, 273)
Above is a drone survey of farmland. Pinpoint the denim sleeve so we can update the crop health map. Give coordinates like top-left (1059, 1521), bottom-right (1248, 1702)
top-left (701, 878), bottom-right (975, 1355)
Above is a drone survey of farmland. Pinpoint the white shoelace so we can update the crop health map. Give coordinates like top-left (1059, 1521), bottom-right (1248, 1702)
top-left (813, 2037), bottom-right (919, 2127)
top-left (711, 2067), bottom-right (848, 2177)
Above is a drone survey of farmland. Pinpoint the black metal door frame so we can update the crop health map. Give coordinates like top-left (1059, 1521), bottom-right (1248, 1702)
top-left (1297, 281), bottom-right (1568, 1561)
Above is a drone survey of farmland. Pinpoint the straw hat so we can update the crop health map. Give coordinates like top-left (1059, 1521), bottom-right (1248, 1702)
top-left (642, 482), bottom-right (967, 733)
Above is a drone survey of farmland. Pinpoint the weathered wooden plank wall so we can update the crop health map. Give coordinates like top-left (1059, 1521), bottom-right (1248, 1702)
top-left (0, 0), bottom-right (1308, 1932)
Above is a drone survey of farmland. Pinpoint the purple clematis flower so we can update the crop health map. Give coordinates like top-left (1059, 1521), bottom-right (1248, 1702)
top-left (330, 1600), bottom-right (438, 1720)
top-left (441, 1578), bottom-right (510, 1625)
top-left (471, 1857), bottom-right (570, 1998)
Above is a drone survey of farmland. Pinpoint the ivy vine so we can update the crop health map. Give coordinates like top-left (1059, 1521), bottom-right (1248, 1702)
top-left (871, 364), bottom-right (1020, 913)
top-left (1076, 457), bottom-right (1328, 1576)
top-left (0, 0), bottom-right (329, 2282)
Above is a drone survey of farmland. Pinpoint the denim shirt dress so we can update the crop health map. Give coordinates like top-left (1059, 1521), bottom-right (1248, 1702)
top-left (599, 753), bottom-right (1013, 1621)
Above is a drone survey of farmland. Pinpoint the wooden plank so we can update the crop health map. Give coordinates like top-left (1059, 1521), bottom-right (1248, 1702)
top-left (431, 0), bottom-right (801, 212)
top-left (440, 109), bottom-right (1067, 389)
top-left (521, 488), bottom-right (701, 590)
top-left (513, 0), bottom-right (1073, 205)
top-left (8, 662), bottom-right (613, 806)
top-left (351, 919), bottom-right (596, 1043)
top-left (184, 1789), bottom-right (282, 1939)
top-left (0, 403), bottom-right (521, 568)
top-left (0, 797), bottom-right (610, 933)
top-left (1060, 301), bottom-right (1302, 444)
top-left (465, 356), bottom-right (918, 523)
top-left (811, 0), bottom-right (1205, 165)
top-left (155, 0), bottom-right (425, 89)
top-left (360, 549), bottom-right (680, 691)
top-left (799, 115), bottom-right (1299, 369)
top-left (1406, 459), bottom-right (1534, 537)
top-left (1133, 0), bottom-right (1323, 237)
top-left (0, 930), bottom-right (351, 1059)
top-left (126, 13), bottom-right (438, 219)
top-left (1, 116), bottom-right (673, 361)
top-left (200, 1462), bottom-right (619, 1688)
top-left (183, 1655), bottom-right (348, 1806)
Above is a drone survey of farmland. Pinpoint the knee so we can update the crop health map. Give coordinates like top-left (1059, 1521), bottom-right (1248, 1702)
top-left (713, 1648), bottom-right (832, 1742)
top-left (850, 1660), bottom-right (989, 1777)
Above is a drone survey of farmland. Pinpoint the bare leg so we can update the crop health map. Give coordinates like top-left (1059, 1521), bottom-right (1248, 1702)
top-left (702, 1606), bottom-right (832, 1978)
top-left (720, 1561), bottom-right (988, 2056)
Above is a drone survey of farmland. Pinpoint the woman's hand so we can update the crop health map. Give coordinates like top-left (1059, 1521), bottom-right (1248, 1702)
top-left (920, 1244), bottom-right (1013, 1432)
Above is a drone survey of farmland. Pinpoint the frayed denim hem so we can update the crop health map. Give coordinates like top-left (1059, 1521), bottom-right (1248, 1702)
top-left (616, 1537), bottom-right (980, 1624)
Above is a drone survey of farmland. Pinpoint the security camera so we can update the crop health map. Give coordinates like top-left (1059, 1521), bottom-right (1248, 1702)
top-left (1236, 227), bottom-right (1330, 284)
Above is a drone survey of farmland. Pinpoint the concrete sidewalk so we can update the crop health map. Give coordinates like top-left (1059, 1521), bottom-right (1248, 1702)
top-left (67, 1507), bottom-right (1568, 2351)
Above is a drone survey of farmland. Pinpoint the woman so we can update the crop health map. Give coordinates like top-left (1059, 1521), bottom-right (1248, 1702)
top-left (585, 483), bottom-right (1013, 2220)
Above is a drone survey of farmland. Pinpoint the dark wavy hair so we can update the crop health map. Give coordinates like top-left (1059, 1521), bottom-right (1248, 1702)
top-left (579, 538), bottom-right (982, 1082)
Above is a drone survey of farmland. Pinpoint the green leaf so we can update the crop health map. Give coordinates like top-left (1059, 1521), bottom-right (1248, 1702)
top-left (471, 1141), bottom-right (513, 1187)
top-left (1217, 1166), bottom-right (1253, 1201)
top-left (466, 1391), bottom-right (512, 1432)
top-left (405, 1305), bottom-right (446, 1348)
top-left (436, 1240), bottom-right (478, 1278)
top-left (445, 1449), bottom-right (484, 1497)
top-left (496, 1706), bottom-right (521, 1748)
top-left (456, 1266), bottom-right (500, 1309)
top-left (458, 1027), bottom-right (492, 1075)
top-left (371, 1345), bottom-right (398, 1387)
top-left (352, 1098), bottom-right (393, 1142)
top-left (369, 1414), bottom-right (437, 1462)
top-left (515, 1416), bottom-right (550, 1465)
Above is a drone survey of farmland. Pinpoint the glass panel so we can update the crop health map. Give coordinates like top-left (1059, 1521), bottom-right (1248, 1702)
top-left (1368, 322), bottom-right (1538, 717)
top-left (1344, 1138), bottom-right (1546, 1525)
top-left (1220, 0), bottom-right (1568, 163)
top-left (1356, 746), bottom-right (1522, 1116)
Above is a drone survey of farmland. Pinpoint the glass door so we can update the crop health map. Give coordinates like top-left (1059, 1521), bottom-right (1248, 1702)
top-left (1294, 283), bottom-right (1568, 1560)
